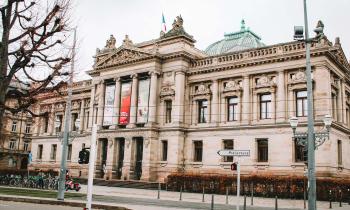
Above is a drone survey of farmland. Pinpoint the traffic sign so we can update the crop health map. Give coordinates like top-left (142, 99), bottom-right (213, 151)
top-left (217, 150), bottom-right (250, 157)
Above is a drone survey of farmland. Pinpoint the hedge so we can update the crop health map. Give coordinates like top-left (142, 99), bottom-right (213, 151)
top-left (166, 173), bottom-right (350, 201)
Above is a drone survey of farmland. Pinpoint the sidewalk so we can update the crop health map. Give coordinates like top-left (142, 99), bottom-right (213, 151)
top-left (78, 184), bottom-right (349, 210)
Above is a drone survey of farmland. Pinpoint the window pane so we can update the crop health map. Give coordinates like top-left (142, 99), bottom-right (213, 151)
top-left (266, 102), bottom-right (271, 118)
top-left (303, 100), bottom-right (308, 116)
top-left (261, 94), bottom-right (271, 101)
top-left (261, 103), bottom-right (266, 119)
top-left (297, 100), bottom-right (303, 116)
top-left (297, 91), bottom-right (307, 98)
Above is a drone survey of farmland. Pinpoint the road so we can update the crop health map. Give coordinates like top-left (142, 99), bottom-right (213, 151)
top-left (0, 201), bottom-right (82, 210)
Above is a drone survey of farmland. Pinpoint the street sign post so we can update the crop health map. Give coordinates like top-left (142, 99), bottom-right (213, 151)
top-left (217, 150), bottom-right (250, 157)
top-left (217, 149), bottom-right (250, 210)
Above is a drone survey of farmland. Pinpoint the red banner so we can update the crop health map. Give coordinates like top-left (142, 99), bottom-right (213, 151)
top-left (119, 82), bottom-right (131, 125)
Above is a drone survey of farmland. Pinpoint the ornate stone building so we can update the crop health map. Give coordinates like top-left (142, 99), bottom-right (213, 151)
top-left (27, 17), bottom-right (349, 181)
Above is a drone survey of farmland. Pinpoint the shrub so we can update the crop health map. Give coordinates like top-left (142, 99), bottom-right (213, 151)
top-left (166, 173), bottom-right (350, 201)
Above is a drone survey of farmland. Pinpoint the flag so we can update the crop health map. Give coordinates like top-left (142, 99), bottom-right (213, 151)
top-left (162, 13), bottom-right (167, 32)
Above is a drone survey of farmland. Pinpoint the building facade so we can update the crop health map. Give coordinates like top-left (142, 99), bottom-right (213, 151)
top-left (27, 17), bottom-right (349, 181)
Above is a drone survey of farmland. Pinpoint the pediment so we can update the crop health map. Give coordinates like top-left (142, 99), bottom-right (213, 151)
top-left (94, 47), bottom-right (155, 69)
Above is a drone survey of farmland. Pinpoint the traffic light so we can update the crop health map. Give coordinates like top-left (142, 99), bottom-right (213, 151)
top-left (78, 149), bottom-right (90, 164)
top-left (231, 162), bottom-right (237, 171)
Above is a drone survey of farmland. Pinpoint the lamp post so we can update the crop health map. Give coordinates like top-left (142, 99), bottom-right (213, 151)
top-left (291, 1), bottom-right (328, 209)
top-left (55, 116), bottom-right (80, 201)
top-left (290, 113), bottom-right (332, 210)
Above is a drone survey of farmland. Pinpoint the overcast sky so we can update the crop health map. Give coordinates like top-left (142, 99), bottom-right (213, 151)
top-left (72, 0), bottom-right (350, 79)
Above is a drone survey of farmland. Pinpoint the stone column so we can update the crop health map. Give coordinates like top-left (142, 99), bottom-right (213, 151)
top-left (211, 79), bottom-right (219, 124)
top-left (88, 83), bottom-right (96, 129)
top-left (127, 74), bottom-right (138, 128)
top-left (276, 71), bottom-right (286, 123)
top-left (79, 99), bottom-right (85, 133)
top-left (288, 88), bottom-right (294, 118)
top-left (313, 65), bottom-right (332, 118)
top-left (97, 80), bottom-right (106, 127)
top-left (48, 105), bottom-right (55, 135)
top-left (220, 97), bottom-right (226, 123)
top-left (122, 137), bottom-right (132, 180)
top-left (112, 77), bottom-right (121, 129)
top-left (147, 71), bottom-right (159, 125)
top-left (271, 90), bottom-right (276, 121)
top-left (141, 137), bottom-right (157, 181)
top-left (105, 138), bottom-right (115, 180)
top-left (242, 75), bottom-right (250, 124)
top-left (337, 80), bottom-right (343, 123)
top-left (173, 71), bottom-right (185, 125)
top-left (252, 93), bottom-right (258, 122)
top-left (192, 100), bottom-right (197, 125)
top-left (341, 79), bottom-right (347, 124)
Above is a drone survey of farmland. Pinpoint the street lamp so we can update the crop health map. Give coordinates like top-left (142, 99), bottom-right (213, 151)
top-left (292, 1), bottom-right (327, 209)
top-left (289, 115), bottom-right (332, 148)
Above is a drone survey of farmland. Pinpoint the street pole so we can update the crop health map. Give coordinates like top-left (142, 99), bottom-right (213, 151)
top-left (237, 159), bottom-right (240, 210)
top-left (57, 28), bottom-right (76, 200)
top-left (86, 124), bottom-right (97, 210)
top-left (303, 0), bottom-right (316, 209)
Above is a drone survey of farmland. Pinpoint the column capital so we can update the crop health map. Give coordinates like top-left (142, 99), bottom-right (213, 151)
top-left (175, 70), bottom-right (186, 75)
top-left (130, 73), bottom-right (138, 79)
top-left (114, 77), bottom-right (121, 82)
top-left (211, 78), bottom-right (218, 83)
top-left (149, 70), bottom-right (160, 76)
top-left (243, 74), bottom-right (250, 79)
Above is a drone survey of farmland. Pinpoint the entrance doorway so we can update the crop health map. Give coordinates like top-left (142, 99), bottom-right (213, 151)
top-left (20, 157), bottom-right (28, 169)
top-left (99, 139), bottom-right (108, 178)
top-left (133, 137), bottom-right (143, 180)
top-left (116, 138), bottom-right (125, 179)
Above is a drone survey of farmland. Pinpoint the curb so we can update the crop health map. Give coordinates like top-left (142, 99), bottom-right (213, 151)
top-left (0, 195), bottom-right (131, 210)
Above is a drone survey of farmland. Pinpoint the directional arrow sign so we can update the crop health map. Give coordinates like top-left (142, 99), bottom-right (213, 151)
top-left (217, 149), bottom-right (250, 157)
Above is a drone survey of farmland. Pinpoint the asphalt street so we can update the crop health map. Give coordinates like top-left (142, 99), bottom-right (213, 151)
top-left (0, 201), bottom-right (82, 210)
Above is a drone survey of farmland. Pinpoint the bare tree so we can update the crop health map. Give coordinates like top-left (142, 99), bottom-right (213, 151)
top-left (0, 0), bottom-right (72, 138)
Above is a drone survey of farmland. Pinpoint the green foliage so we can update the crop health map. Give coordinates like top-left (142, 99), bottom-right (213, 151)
top-left (167, 173), bottom-right (350, 201)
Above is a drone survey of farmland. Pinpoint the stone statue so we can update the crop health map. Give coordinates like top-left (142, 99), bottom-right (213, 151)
top-left (105, 34), bottom-right (116, 49)
top-left (172, 15), bottom-right (183, 30)
top-left (122, 34), bottom-right (133, 46)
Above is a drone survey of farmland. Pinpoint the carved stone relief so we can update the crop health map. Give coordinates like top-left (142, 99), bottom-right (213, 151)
top-left (254, 75), bottom-right (276, 88)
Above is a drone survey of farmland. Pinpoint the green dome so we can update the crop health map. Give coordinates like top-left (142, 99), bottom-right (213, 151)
top-left (205, 20), bottom-right (265, 56)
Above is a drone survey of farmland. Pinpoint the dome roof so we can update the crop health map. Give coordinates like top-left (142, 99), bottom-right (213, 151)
top-left (205, 20), bottom-right (265, 56)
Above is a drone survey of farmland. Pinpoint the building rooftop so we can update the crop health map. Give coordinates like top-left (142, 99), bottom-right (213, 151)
top-left (205, 20), bottom-right (265, 56)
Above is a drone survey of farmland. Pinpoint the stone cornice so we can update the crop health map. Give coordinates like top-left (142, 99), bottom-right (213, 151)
top-left (188, 40), bottom-right (349, 76)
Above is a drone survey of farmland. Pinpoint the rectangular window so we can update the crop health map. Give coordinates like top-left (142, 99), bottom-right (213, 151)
top-left (72, 113), bottom-right (78, 131)
top-left (165, 100), bottom-right (172, 123)
top-left (337, 140), bottom-right (342, 165)
top-left (198, 100), bottom-right (208, 123)
top-left (296, 90), bottom-right (307, 117)
top-left (23, 142), bottom-right (29, 152)
top-left (294, 140), bottom-right (307, 162)
top-left (193, 141), bottom-right (203, 162)
top-left (9, 140), bottom-right (16, 150)
top-left (161, 140), bottom-right (168, 161)
top-left (44, 116), bottom-right (49, 133)
top-left (25, 124), bottom-right (31, 134)
top-left (50, 144), bottom-right (57, 160)
top-left (67, 144), bottom-right (72, 161)
top-left (56, 115), bottom-right (63, 132)
top-left (257, 139), bottom-right (268, 162)
top-left (11, 121), bottom-right (17, 132)
top-left (37, 144), bottom-right (43, 160)
top-left (227, 97), bottom-right (238, 121)
top-left (223, 140), bottom-right (234, 162)
top-left (260, 94), bottom-right (271, 119)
